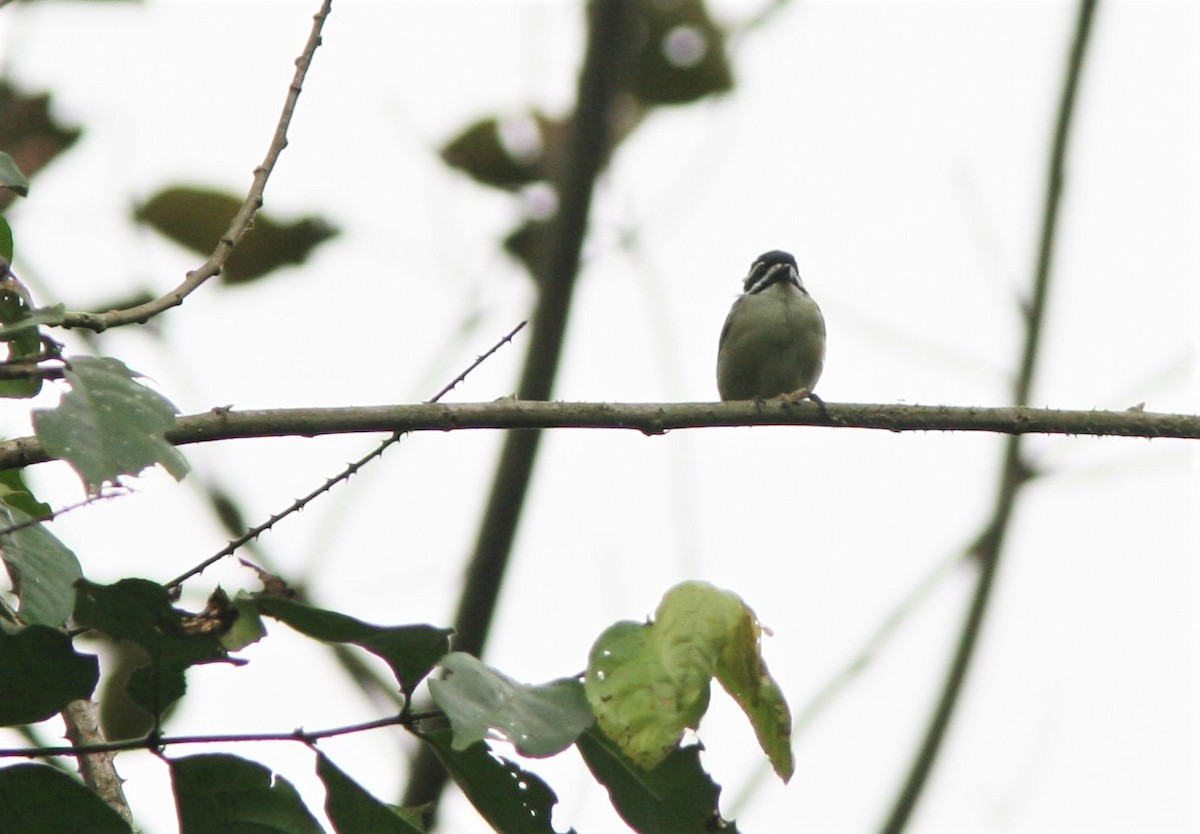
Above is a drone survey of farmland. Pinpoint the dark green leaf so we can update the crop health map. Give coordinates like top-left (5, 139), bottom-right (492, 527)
top-left (0, 763), bottom-right (131, 834)
top-left (170, 753), bottom-right (324, 834)
top-left (429, 652), bottom-right (592, 757)
top-left (0, 216), bottom-right (12, 261)
top-left (0, 468), bottom-right (52, 520)
top-left (134, 186), bottom-right (338, 284)
top-left (420, 728), bottom-right (574, 834)
top-left (0, 271), bottom-right (44, 398)
top-left (33, 356), bottom-right (189, 492)
top-left (0, 152), bottom-right (29, 197)
top-left (73, 579), bottom-right (236, 717)
top-left (317, 753), bottom-right (424, 834)
top-left (0, 626), bottom-right (98, 725)
top-left (625, 0), bottom-right (733, 106)
top-left (256, 596), bottom-right (450, 698)
top-left (576, 727), bottom-right (738, 834)
top-left (0, 503), bottom-right (82, 626)
top-left (440, 114), bottom-right (561, 191)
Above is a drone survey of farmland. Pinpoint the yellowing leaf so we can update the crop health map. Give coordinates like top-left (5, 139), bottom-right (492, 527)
top-left (584, 581), bottom-right (793, 781)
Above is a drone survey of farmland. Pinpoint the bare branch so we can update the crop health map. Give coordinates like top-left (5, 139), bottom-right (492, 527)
top-left (57, 0), bottom-right (334, 333)
top-left (0, 399), bottom-right (1192, 473)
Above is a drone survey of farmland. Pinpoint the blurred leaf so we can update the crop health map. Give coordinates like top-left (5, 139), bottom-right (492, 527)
top-left (584, 581), bottom-right (793, 780)
top-left (33, 356), bottom-right (189, 493)
top-left (0, 152), bottom-right (29, 197)
top-left (576, 727), bottom-right (738, 834)
top-left (0, 82), bottom-right (83, 213)
top-left (0, 503), bottom-right (82, 627)
top-left (441, 113), bottom-right (565, 191)
top-left (317, 753), bottom-right (424, 834)
top-left (256, 596), bottom-right (451, 699)
top-left (624, 0), bottom-right (733, 106)
top-left (0, 625), bottom-right (99, 725)
top-left (429, 652), bottom-right (592, 757)
top-left (0, 764), bottom-right (131, 834)
top-left (0, 271), bottom-right (47, 399)
top-left (0, 469), bottom-right (51, 519)
top-left (0, 218), bottom-right (10, 263)
top-left (420, 728), bottom-right (574, 834)
top-left (0, 303), bottom-right (65, 339)
top-left (74, 579), bottom-right (238, 718)
top-left (170, 753), bottom-right (324, 834)
top-left (225, 593), bottom-right (268, 651)
top-left (134, 185), bottom-right (338, 284)
top-left (502, 218), bottom-right (551, 280)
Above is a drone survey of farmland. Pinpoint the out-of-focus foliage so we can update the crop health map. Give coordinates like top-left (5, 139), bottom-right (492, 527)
top-left (0, 81), bottom-right (82, 212)
top-left (134, 186), bottom-right (339, 284)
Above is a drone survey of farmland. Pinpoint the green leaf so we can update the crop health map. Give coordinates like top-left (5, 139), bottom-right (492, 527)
top-left (73, 579), bottom-right (237, 717)
top-left (256, 596), bottom-right (450, 698)
top-left (429, 652), bottom-right (592, 758)
top-left (0, 272), bottom-right (44, 399)
top-left (0, 764), bottom-right (131, 834)
top-left (0, 303), bottom-right (65, 338)
top-left (33, 356), bottom-right (189, 493)
top-left (0, 468), bottom-right (51, 521)
top-left (0, 503), bottom-right (82, 626)
top-left (224, 592), bottom-right (268, 651)
top-left (0, 216), bottom-right (12, 261)
top-left (576, 727), bottom-right (738, 834)
top-left (625, 0), bottom-right (733, 106)
top-left (440, 114), bottom-right (561, 191)
top-left (170, 753), bottom-right (324, 834)
top-left (0, 152), bottom-right (29, 197)
top-left (134, 186), bottom-right (338, 285)
top-left (0, 625), bottom-right (98, 725)
top-left (584, 581), bottom-right (793, 780)
top-left (420, 728), bottom-right (574, 834)
top-left (317, 753), bottom-right (424, 834)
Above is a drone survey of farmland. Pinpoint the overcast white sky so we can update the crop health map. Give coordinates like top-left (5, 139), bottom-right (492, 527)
top-left (0, 1), bottom-right (1194, 832)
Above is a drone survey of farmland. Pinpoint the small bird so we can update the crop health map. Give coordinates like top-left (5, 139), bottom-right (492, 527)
top-left (717, 250), bottom-right (826, 401)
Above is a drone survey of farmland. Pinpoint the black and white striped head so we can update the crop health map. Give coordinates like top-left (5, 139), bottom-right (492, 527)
top-left (743, 250), bottom-right (804, 294)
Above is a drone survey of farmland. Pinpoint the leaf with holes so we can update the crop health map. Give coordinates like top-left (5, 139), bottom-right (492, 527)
top-left (33, 356), bottom-right (189, 493)
top-left (585, 581), bottom-right (793, 780)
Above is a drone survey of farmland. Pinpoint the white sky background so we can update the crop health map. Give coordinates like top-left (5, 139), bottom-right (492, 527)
top-left (0, 1), bottom-right (1194, 833)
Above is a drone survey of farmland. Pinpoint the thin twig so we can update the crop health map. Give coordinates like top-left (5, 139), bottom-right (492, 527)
top-left (0, 711), bottom-right (440, 759)
top-left (57, 0), bottom-right (334, 333)
top-left (879, 3), bottom-right (1100, 831)
top-left (0, 488), bottom-right (127, 539)
top-left (165, 320), bottom-right (526, 589)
